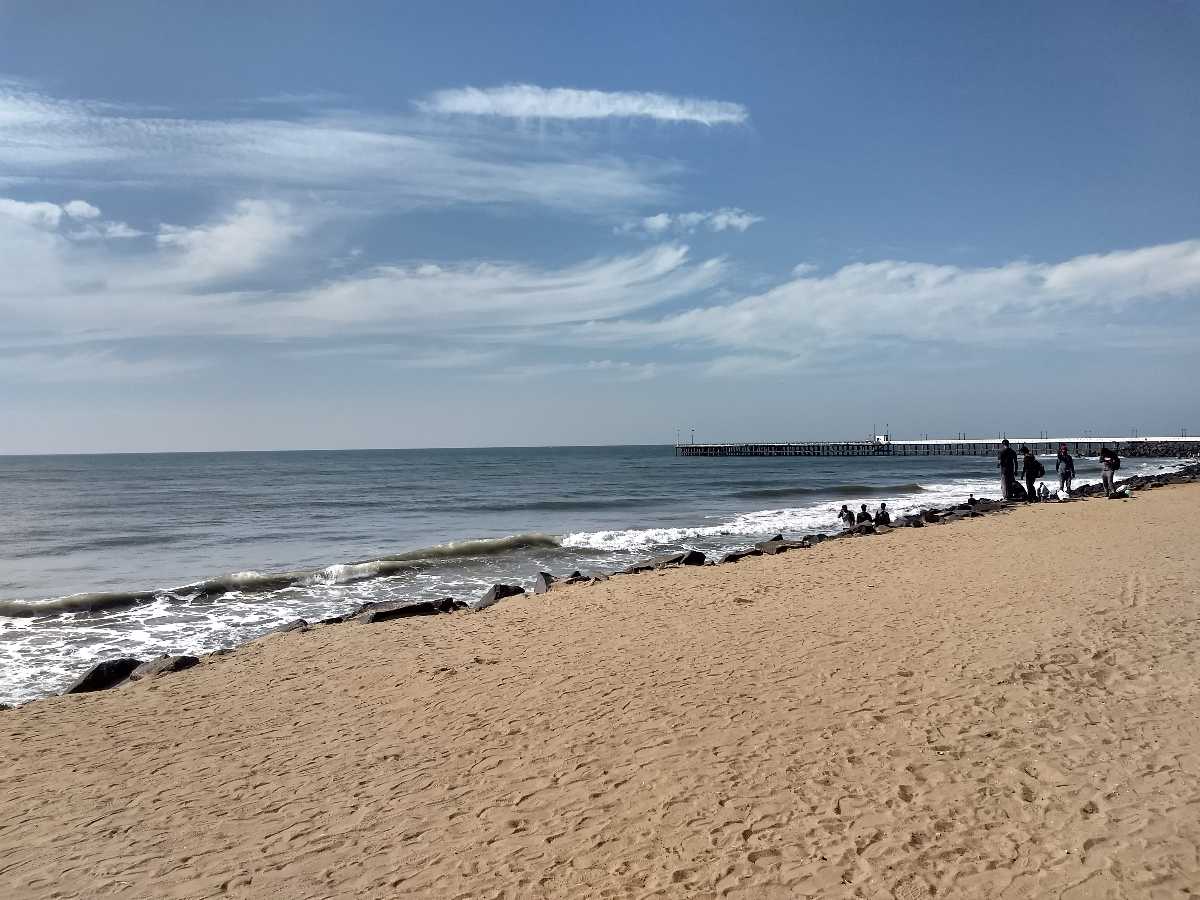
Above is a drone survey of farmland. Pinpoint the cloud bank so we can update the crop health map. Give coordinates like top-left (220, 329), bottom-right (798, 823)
top-left (618, 208), bottom-right (763, 237)
top-left (418, 84), bottom-right (748, 126)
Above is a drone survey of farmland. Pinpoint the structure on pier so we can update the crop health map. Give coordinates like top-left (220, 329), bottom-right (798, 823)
top-left (674, 436), bottom-right (1200, 458)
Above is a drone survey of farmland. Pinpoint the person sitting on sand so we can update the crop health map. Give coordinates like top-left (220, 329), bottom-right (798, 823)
top-left (1037, 482), bottom-right (1050, 502)
top-left (838, 504), bottom-right (855, 528)
top-left (1056, 444), bottom-right (1075, 495)
top-left (1099, 445), bottom-right (1121, 496)
top-left (856, 503), bottom-right (872, 524)
top-left (873, 503), bottom-right (891, 526)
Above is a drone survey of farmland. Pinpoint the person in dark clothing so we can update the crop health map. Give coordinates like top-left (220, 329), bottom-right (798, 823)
top-left (1056, 444), bottom-right (1075, 495)
top-left (838, 504), bottom-right (855, 528)
top-left (1019, 446), bottom-right (1042, 503)
top-left (966, 494), bottom-right (978, 506)
top-left (997, 439), bottom-right (1018, 500)
top-left (873, 502), bottom-right (891, 526)
top-left (856, 503), bottom-right (872, 524)
top-left (1099, 445), bottom-right (1120, 496)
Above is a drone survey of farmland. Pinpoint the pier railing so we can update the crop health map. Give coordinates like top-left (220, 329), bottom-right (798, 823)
top-left (674, 437), bottom-right (1200, 458)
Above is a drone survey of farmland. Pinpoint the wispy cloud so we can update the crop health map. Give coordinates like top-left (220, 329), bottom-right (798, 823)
top-left (572, 238), bottom-right (1200, 357)
top-left (618, 207), bottom-right (763, 237)
top-left (0, 84), bottom-right (673, 214)
top-left (418, 84), bottom-right (749, 126)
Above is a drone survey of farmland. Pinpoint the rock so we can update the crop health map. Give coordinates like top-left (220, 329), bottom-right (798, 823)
top-left (754, 539), bottom-right (808, 555)
top-left (472, 583), bottom-right (525, 611)
top-left (767, 533), bottom-right (784, 542)
top-left (64, 657), bottom-right (143, 694)
top-left (652, 550), bottom-right (707, 567)
top-left (533, 572), bottom-right (556, 594)
top-left (902, 514), bottom-right (924, 528)
top-left (355, 598), bottom-right (458, 623)
top-left (127, 655), bottom-right (200, 682)
top-left (271, 618), bottom-right (309, 634)
top-left (874, 525), bottom-right (892, 534)
top-left (808, 533), bottom-right (828, 544)
top-left (720, 547), bottom-right (763, 564)
top-left (921, 509), bottom-right (941, 523)
top-left (852, 523), bottom-right (877, 536)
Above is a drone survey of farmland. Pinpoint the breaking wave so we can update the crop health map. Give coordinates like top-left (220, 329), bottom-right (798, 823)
top-left (0, 533), bottom-right (561, 618)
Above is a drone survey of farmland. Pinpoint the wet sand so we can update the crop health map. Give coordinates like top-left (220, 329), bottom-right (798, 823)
top-left (2, 484), bottom-right (1198, 899)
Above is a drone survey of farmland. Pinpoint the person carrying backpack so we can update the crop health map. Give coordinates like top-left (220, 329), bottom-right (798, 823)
top-left (1020, 446), bottom-right (1044, 503)
top-left (1099, 445), bottom-right (1121, 496)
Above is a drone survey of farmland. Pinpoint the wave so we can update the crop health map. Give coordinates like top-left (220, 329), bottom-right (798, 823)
top-left (470, 497), bottom-right (672, 512)
top-left (732, 482), bottom-right (926, 500)
top-left (0, 533), bottom-right (561, 618)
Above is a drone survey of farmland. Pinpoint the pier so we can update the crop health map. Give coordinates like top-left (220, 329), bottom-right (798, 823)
top-left (674, 437), bottom-right (1200, 458)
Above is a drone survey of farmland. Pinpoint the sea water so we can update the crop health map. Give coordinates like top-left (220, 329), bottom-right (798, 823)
top-left (0, 446), bottom-right (1179, 703)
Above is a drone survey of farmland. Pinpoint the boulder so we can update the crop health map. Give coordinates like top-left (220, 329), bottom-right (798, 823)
top-left (719, 547), bottom-right (763, 564)
top-left (754, 539), bottom-right (808, 555)
top-left (652, 550), bottom-right (707, 567)
top-left (852, 523), bottom-right (877, 536)
top-left (128, 654), bottom-right (200, 682)
top-left (64, 657), bottom-right (143, 694)
top-left (921, 509), bottom-right (941, 523)
top-left (271, 618), bottom-right (309, 634)
top-left (355, 598), bottom-right (458, 623)
top-left (808, 533), bottom-right (828, 544)
top-left (902, 514), bottom-right (925, 528)
top-left (533, 572), bottom-right (556, 594)
top-left (874, 525), bottom-right (892, 535)
top-left (472, 583), bottom-right (525, 611)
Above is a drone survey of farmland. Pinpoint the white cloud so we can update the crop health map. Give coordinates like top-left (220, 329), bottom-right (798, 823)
top-left (418, 84), bottom-right (748, 126)
top-left (63, 199), bottom-right (100, 220)
top-left (0, 197), bottom-right (66, 229)
top-left (618, 207), bottom-right (762, 237)
top-left (0, 349), bottom-right (206, 382)
top-left (0, 196), bottom-right (726, 356)
top-left (574, 238), bottom-right (1200, 355)
top-left (0, 84), bottom-right (673, 215)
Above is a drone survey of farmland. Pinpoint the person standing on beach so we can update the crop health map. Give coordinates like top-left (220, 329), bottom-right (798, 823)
top-left (1099, 445), bottom-right (1121, 496)
top-left (1056, 444), bottom-right (1075, 495)
top-left (998, 439), bottom-right (1018, 500)
top-left (838, 504), bottom-right (855, 529)
top-left (1020, 446), bottom-right (1043, 503)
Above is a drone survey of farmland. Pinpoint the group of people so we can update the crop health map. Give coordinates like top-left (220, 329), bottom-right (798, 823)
top-left (838, 502), bottom-right (891, 528)
top-left (996, 438), bottom-right (1121, 501)
top-left (834, 440), bottom-right (1125, 531)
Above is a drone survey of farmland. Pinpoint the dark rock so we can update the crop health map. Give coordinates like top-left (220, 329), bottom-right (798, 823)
top-left (808, 533), bottom-right (828, 544)
top-left (533, 572), bottom-right (556, 594)
top-left (472, 583), bottom-right (525, 611)
top-left (355, 598), bottom-right (458, 623)
top-left (720, 548), bottom-right (763, 564)
top-left (874, 525), bottom-right (892, 534)
top-left (754, 539), bottom-right (808, 555)
top-left (767, 533), bottom-right (784, 542)
top-left (852, 523), bottom-right (877, 536)
top-left (652, 550), bottom-right (707, 567)
top-left (65, 657), bottom-right (143, 694)
top-left (902, 514), bottom-right (925, 528)
top-left (921, 509), bottom-right (941, 523)
top-left (271, 618), bottom-right (309, 634)
top-left (128, 654), bottom-right (200, 682)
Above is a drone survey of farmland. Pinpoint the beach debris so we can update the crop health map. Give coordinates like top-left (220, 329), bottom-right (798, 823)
top-left (128, 655), bottom-right (200, 682)
top-left (354, 598), bottom-right (460, 623)
top-left (64, 657), bottom-right (143, 694)
top-left (472, 583), bottom-right (526, 611)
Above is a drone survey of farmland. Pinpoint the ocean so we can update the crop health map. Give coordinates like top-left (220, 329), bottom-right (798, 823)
top-left (0, 445), bottom-right (1179, 704)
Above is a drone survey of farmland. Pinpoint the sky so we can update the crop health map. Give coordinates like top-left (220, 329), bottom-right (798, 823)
top-left (1, 0), bottom-right (1198, 452)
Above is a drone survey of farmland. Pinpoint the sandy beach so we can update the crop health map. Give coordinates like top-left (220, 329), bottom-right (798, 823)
top-left (2, 484), bottom-right (1198, 899)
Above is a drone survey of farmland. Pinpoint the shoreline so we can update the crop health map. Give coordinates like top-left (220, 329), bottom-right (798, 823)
top-left (2, 473), bottom-right (1199, 896)
top-left (7, 462), bottom-right (1196, 705)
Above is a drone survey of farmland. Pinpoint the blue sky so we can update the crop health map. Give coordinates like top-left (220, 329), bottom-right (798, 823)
top-left (1, 1), bottom-right (1198, 451)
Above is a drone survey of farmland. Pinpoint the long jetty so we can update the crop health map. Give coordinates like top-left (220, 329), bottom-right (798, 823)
top-left (674, 436), bottom-right (1200, 458)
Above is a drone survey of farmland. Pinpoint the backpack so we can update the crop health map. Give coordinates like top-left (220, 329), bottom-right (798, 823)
top-left (1110, 455), bottom-right (1120, 471)
top-left (1031, 458), bottom-right (1045, 478)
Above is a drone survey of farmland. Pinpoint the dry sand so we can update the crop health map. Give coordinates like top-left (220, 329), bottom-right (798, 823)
top-left (2, 485), bottom-right (1199, 899)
